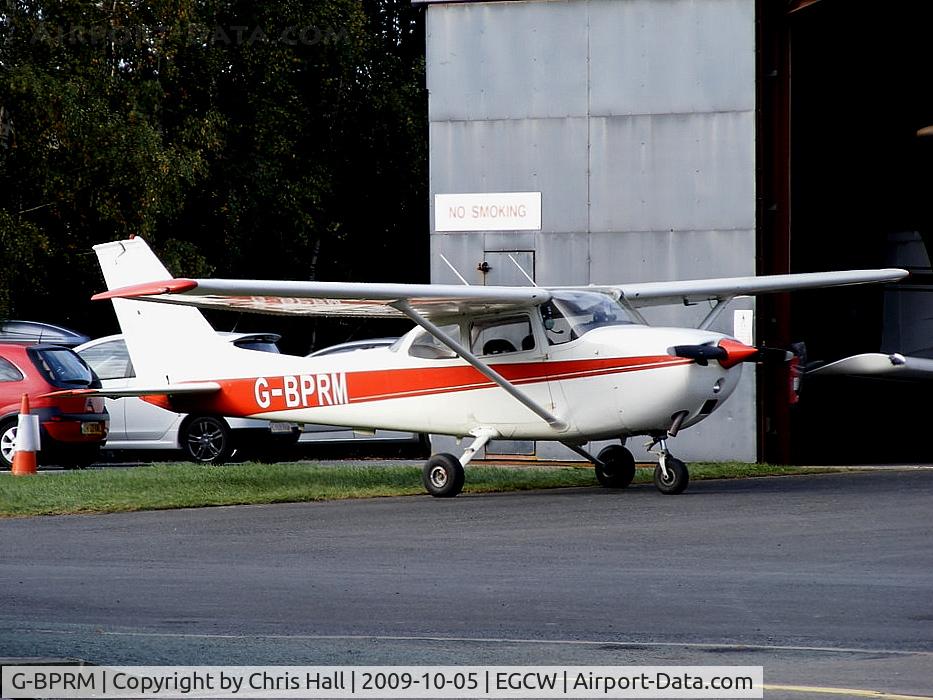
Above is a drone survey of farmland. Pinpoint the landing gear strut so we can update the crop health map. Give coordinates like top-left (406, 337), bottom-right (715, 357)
top-left (646, 436), bottom-right (689, 495)
top-left (422, 429), bottom-right (496, 498)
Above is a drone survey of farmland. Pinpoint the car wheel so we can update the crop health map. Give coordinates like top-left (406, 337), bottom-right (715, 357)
top-left (413, 433), bottom-right (432, 460)
top-left (239, 430), bottom-right (301, 463)
top-left (0, 418), bottom-right (17, 470)
top-left (181, 416), bottom-right (234, 465)
top-left (59, 446), bottom-right (102, 470)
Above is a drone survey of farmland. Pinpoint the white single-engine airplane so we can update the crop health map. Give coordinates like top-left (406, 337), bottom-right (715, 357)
top-left (71, 237), bottom-right (907, 497)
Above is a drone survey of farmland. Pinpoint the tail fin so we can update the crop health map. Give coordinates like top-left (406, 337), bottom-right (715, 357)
top-left (94, 238), bottom-right (227, 384)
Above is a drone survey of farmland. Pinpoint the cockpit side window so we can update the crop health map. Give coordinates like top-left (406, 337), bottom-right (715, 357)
top-left (470, 316), bottom-right (534, 356)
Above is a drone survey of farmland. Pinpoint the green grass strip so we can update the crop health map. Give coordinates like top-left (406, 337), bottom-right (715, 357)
top-left (0, 462), bottom-right (837, 517)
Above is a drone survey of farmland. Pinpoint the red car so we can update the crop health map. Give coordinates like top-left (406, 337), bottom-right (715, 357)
top-left (0, 343), bottom-right (108, 469)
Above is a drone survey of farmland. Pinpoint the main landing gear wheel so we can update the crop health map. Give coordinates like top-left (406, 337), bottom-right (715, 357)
top-left (654, 456), bottom-right (689, 495)
top-left (595, 444), bottom-right (636, 489)
top-left (422, 453), bottom-right (465, 498)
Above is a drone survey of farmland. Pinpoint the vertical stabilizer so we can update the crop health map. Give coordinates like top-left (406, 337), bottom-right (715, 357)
top-left (93, 238), bottom-right (227, 384)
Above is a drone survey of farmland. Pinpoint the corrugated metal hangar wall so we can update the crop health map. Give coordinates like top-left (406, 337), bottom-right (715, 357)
top-left (422, 0), bottom-right (758, 462)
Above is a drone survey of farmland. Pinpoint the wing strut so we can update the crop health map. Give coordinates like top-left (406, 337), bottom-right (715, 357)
top-left (391, 301), bottom-right (568, 432)
top-left (698, 297), bottom-right (734, 330)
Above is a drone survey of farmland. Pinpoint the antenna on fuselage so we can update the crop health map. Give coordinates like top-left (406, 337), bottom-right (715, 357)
top-left (440, 254), bottom-right (471, 286)
top-left (508, 254), bottom-right (537, 287)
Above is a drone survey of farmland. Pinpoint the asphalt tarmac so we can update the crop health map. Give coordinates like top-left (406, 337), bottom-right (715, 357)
top-left (1, 470), bottom-right (931, 698)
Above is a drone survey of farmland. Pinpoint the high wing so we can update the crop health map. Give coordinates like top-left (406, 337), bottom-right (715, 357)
top-left (807, 353), bottom-right (933, 381)
top-left (93, 269), bottom-right (907, 320)
top-left (92, 277), bottom-right (552, 320)
top-left (572, 269), bottom-right (908, 309)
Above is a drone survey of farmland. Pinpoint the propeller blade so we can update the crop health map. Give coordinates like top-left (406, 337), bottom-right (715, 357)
top-left (670, 340), bottom-right (804, 368)
top-left (669, 344), bottom-right (727, 366)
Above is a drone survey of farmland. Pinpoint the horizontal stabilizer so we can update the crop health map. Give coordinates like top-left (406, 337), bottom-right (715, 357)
top-left (43, 381), bottom-right (222, 398)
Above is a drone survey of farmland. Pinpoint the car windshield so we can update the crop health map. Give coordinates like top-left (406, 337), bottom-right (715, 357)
top-left (29, 347), bottom-right (98, 388)
top-left (540, 291), bottom-right (635, 344)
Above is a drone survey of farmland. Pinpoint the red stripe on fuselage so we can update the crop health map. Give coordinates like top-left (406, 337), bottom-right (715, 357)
top-left (165, 355), bottom-right (692, 416)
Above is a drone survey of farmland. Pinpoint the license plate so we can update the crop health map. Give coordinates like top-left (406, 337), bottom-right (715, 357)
top-left (81, 422), bottom-right (104, 436)
top-left (270, 422), bottom-right (296, 434)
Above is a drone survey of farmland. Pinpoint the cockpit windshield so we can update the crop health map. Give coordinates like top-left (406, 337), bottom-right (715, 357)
top-left (540, 291), bottom-right (635, 345)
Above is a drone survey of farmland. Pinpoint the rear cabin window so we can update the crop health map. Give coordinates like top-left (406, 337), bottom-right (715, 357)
top-left (407, 325), bottom-right (460, 360)
top-left (471, 316), bottom-right (534, 356)
top-left (233, 337), bottom-right (281, 354)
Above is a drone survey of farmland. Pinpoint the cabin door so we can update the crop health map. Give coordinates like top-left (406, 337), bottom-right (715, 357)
top-left (480, 250), bottom-right (537, 458)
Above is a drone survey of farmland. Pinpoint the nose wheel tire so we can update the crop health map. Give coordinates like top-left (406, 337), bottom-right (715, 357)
top-left (422, 453), bottom-right (465, 498)
top-left (595, 444), bottom-right (636, 488)
top-left (654, 456), bottom-right (689, 495)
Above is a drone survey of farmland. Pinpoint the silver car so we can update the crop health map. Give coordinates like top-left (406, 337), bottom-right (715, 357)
top-left (301, 338), bottom-right (429, 452)
top-left (75, 333), bottom-right (300, 464)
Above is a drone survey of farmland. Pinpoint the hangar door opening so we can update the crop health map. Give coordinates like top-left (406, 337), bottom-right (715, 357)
top-left (786, 1), bottom-right (933, 463)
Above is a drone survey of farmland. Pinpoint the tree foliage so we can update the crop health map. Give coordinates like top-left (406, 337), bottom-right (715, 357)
top-left (0, 0), bottom-right (427, 347)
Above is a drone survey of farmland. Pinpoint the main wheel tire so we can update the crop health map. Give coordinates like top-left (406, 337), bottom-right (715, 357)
top-left (653, 456), bottom-right (689, 495)
top-left (422, 453), bottom-right (465, 498)
top-left (181, 416), bottom-right (234, 465)
top-left (595, 444), bottom-right (637, 488)
top-left (0, 418), bottom-right (17, 470)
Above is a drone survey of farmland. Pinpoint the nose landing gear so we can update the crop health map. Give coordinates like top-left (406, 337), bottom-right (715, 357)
top-left (646, 435), bottom-right (689, 495)
top-left (563, 436), bottom-right (689, 495)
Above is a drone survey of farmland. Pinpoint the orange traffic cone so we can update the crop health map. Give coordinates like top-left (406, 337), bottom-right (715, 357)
top-left (11, 393), bottom-right (39, 476)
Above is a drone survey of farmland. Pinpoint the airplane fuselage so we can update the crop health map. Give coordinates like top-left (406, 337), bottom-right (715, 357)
top-left (164, 324), bottom-right (740, 442)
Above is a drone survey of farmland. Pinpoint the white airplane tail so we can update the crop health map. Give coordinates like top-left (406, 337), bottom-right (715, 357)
top-left (94, 237), bottom-right (228, 385)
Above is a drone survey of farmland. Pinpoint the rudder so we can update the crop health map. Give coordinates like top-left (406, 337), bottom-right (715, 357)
top-left (94, 238), bottom-right (226, 384)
